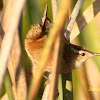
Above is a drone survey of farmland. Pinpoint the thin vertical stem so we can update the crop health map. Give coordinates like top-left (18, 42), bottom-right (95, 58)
top-left (64, 0), bottom-right (84, 41)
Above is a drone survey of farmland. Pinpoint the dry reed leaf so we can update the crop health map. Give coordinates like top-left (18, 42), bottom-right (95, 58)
top-left (85, 59), bottom-right (100, 100)
top-left (0, 0), bottom-right (27, 99)
top-left (42, 0), bottom-right (58, 99)
top-left (76, 66), bottom-right (92, 100)
top-left (70, 0), bottom-right (100, 41)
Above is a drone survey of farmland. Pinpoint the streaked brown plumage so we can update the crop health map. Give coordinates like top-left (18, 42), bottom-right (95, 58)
top-left (25, 5), bottom-right (100, 74)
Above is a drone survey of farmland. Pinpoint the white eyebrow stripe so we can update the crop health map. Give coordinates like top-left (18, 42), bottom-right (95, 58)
top-left (79, 50), bottom-right (84, 55)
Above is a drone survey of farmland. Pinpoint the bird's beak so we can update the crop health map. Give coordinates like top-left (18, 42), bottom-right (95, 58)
top-left (93, 53), bottom-right (100, 56)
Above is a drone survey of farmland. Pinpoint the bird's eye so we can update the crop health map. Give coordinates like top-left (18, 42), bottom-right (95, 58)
top-left (81, 53), bottom-right (85, 56)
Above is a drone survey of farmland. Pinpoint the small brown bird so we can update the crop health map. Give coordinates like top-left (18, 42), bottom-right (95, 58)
top-left (25, 5), bottom-right (100, 74)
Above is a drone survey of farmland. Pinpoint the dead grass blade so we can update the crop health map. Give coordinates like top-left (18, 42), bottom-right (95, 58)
top-left (70, 0), bottom-right (100, 41)
top-left (0, 0), bottom-right (27, 100)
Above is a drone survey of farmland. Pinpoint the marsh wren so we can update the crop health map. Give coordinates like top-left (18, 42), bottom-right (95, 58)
top-left (25, 5), bottom-right (100, 74)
